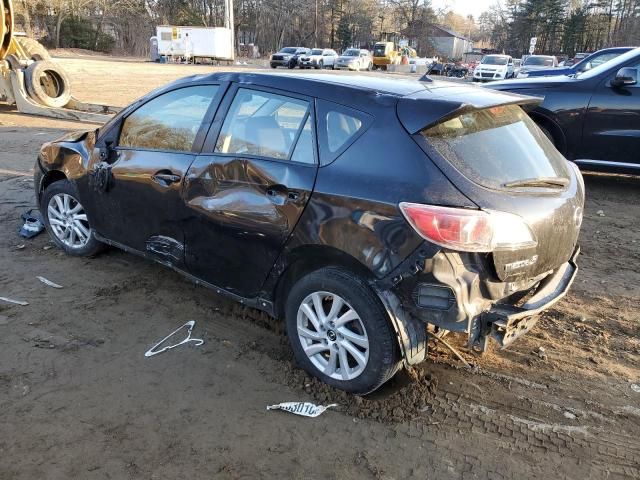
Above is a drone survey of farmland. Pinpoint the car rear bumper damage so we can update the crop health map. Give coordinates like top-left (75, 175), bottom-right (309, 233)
top-left (475, 248), bottom-right (578, 350)
top-left (374, 244), bottom-right (579, 363)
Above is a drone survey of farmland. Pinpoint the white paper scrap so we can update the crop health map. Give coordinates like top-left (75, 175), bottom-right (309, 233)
top-left (0, 296), bottom-right (29, 306)
top-left (37, 276), bottom-right (63, 289)
top-left (267, 402), bottom-right (338, 417)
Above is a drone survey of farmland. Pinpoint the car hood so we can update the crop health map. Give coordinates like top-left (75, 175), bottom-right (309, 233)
top-left (525, 66), bottom-right (573, 76)
top-left (488, 75), bottom-right (576, 90)
top-left (520, 64), bottom-right (555, 71)
top-left (337, 56), bottom-right (357, 62)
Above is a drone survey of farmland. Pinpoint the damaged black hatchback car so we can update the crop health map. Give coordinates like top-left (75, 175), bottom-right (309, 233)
top-left (35, 73), bottom-right (584, 394)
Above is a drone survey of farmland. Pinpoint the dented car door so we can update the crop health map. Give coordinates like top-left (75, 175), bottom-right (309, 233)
top-left (183, 85), bottom-right (318, 297)
top-left (85, 84), bottom-right (223, 264)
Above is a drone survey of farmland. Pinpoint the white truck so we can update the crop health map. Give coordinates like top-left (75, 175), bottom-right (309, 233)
top-left (154, 25), bottom-right (234, 62)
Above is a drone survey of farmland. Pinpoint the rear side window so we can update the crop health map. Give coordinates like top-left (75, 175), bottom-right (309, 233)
top-left (326, 111), bottom-right (362, 152)
top-left (421, 105), bottom-right (570, 189)
top-left (119, 86), bottom-right (218, 152)
top-left (317, 100), bottom-right (371, 165)
top-left (215, 88), bottom-right (310, 161)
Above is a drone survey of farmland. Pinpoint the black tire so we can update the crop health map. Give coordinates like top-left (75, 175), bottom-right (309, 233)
top-left (270, 63), bottom-right (277, 68)
top-left (316, 60), bottom-right (323, 70)
top-left (285, 267), bottom-right (401, 394)
top-left (40, 179), bottom-right (104, 257)
top-left (25, 60), bottom-right (71, 108)
top-left (16, 37), bottom-right (51, 61)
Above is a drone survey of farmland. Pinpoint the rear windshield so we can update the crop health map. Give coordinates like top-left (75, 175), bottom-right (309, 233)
top-left (482, 56), bottom-right (508, 65)
top-left (524, 56), bottom-right (554, 66)
top-left (421, 105), bottom-right (570, 190)
top-left (343, 49), bottom-right (359, 56)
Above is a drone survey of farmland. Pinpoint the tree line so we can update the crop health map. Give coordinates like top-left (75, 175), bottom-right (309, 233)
top-left (12, 0), bottom-right (640, 58)
top-left (476, 0), bottom-right (640, 57)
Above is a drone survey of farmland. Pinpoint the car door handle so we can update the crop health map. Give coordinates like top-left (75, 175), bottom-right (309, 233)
top-left (152, 172), bottom-right (181, 186)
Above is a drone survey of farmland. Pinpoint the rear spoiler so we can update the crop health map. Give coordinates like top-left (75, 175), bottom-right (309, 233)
top-left (397, 86), bottom-right (543, 134)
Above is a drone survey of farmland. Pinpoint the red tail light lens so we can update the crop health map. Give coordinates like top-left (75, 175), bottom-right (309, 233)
top-left (399, 203), bottom-right (537, 252)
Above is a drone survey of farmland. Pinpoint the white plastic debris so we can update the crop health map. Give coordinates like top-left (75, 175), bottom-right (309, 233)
top-left (631, 384), bottom-right (640, 393)
top-left (144, 320), bottom-right (204, 357)
top-left (37, 276), bottom-right (63, 289)
top-left (0, 296), bottom-right (28, 306)
top-left (267, 402), bottom-right (338, 417)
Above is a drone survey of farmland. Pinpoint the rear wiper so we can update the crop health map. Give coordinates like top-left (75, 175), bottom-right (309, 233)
top-left (502, 177), bottom-right (569, 188)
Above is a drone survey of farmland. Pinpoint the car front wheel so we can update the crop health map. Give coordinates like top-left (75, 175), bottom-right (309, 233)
top-left (40, 179), bottom-right (104, 257)
top-left (285, 267), bottom-right (401, 394)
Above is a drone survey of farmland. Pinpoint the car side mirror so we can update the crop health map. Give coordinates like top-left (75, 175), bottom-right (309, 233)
top-left (611, 67), bottom-right (637, 87)
top-left (99, 140), bottom-right (114, 163)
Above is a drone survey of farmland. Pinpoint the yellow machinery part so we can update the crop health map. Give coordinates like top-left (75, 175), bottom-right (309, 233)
top-left (1, 0), bottom-right (27, 61)
top-left (1, 0), bottom-right (13, 59)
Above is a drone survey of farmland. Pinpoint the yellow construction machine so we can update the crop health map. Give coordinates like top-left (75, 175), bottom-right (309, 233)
top-left (1, 0), bottom-right (118, 122)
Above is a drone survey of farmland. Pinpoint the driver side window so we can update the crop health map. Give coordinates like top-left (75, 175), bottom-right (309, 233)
top-left (119, 86), bottom-right (218, 152)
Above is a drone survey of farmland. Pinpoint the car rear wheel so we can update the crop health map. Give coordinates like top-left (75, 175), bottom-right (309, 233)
top-left (285, 267), bottom-right (401, 394)
top-left (40, 179), bottom-right (104, 257)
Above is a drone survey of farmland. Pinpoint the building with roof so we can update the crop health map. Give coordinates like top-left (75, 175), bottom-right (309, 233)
top-left (427, 25), bottom-right (473, 60)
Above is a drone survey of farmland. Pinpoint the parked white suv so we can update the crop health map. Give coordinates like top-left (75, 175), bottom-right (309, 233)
top-left (299, 48), bottom-right (338, 69)
top-left (472, 55), bottom-right (515, 82)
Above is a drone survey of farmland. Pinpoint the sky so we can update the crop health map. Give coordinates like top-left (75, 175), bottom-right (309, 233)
top-left (431, 0), bottom-right (496, 18)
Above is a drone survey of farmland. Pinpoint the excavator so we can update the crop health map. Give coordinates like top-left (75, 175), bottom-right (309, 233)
top-left (0, 0), bottom-right (118, 122)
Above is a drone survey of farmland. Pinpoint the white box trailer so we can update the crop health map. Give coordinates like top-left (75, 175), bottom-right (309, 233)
top-left (156, 25), bottom-right (233, 61)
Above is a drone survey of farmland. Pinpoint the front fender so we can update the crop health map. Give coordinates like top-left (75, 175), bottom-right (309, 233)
top-left (38, 130), bottom-right (96, 180)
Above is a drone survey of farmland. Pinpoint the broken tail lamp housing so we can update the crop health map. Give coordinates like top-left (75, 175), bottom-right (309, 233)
top-left (399, 203), bottom-right (537, 252)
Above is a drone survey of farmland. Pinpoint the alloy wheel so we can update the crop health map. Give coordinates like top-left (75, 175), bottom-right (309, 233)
top-left (47, 193), bottom-right (91, 248)
top-left (296, 291), bottom-right (369, 381)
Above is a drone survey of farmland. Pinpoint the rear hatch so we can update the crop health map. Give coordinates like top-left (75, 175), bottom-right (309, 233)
top-left (398, 85), bottom-right (584, 281)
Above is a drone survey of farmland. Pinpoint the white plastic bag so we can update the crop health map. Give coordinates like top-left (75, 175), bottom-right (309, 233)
top-left (266, 402), bottom-right (338, 417)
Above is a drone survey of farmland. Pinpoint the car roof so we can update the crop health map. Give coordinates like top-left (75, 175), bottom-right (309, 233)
top-left (150, 71), bottom-right (537, 137)
top-left (188, 71), bottom-right (436, 96)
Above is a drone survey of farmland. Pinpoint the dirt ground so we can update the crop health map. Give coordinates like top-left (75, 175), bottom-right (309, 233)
top-left (1, 56), bottom-right (639, 480)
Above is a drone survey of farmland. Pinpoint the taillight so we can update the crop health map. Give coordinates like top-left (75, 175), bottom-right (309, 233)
top-left (399, 203), bottom-right (537, 252)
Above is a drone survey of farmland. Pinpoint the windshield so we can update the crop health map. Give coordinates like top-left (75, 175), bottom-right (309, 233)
top-left (482, 56), bottom-right (508, 65)
top-left (421, 105), bottom-right (570, 190)
top-left (343, 49), bottom-right (359, 56)
top-left (373, 45), bottom-right (387, 56)
top-left (524, 56), bottom-right (554, 66)
top-left (280, 47), bottom-right (296, 54)
top-left (296, 49), bottom-right (309, 54)
top-left (575, 51), bottom-right (623, 72)
top-left (311, 49), bottom-right (323, 55)
top-left (577, 47), bottom-right (640, 79)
